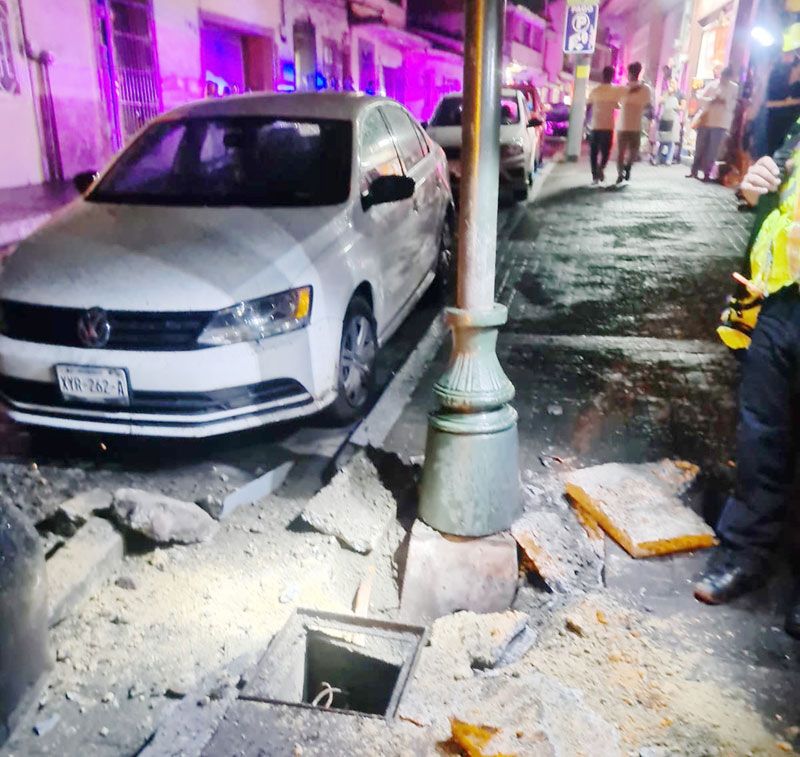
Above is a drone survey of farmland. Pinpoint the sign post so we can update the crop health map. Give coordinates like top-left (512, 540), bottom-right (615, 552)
top-left (563, 0), bottom-right (599, 161)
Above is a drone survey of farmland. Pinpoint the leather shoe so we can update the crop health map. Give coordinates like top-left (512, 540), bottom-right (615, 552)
top-left (693, 547), bottom-right (766, 605)
top-left (786, 585), bottom-right (800, 639)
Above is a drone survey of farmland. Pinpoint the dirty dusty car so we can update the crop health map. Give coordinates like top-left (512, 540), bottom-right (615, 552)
top-left (0, 93), bottom-right (453, 437)
top-left (425, 89), bottom-right (541, 202)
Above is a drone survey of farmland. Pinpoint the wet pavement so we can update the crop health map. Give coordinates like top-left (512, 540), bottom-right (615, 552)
top-left (384, 159), bottom-right (800, 744)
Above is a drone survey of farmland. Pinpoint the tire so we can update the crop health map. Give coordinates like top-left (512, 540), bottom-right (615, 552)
top-left (327, 296), bottom-right (377, 423)
top-left (514, 186), bottom-right (528, 202)
top-left (434, 217), bottom-right (455, 301)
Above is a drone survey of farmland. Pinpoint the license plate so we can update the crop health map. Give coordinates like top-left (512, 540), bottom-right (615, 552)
top-left (55, 365), bottom-right (130, 406)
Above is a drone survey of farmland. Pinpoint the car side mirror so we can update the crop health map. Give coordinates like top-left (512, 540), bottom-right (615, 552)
top-left (362, 175), bottom-right (415, 211)
top-left (73, 170), bottom-right (97, 194)
top-left (528, 116), bottom-right (543, 128)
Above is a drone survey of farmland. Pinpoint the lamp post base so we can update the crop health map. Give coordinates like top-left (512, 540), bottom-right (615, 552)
top-left (418, 304), bottom-right (521, 536)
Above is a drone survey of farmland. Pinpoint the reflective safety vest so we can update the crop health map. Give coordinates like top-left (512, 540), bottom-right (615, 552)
top-left (718, 144), bottom-right (800, 350)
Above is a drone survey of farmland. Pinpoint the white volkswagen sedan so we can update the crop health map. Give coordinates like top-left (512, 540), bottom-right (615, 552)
top-left (0, 93), bottom-right (453, 437)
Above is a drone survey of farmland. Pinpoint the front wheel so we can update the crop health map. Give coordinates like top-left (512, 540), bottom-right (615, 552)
top-left (327, 297), bottom-right (377, 423)
top-left (434, 218), bottom-right (455, 300)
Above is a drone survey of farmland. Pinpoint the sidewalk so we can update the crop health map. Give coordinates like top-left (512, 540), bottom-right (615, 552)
top-left (0, 181), bottom-right (76, 249)
top-left (382, 160), bottom-right (800, 752)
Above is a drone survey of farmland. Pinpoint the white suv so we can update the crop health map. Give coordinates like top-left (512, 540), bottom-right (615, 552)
top-left (425, 88), bottom-right (540, 201)
top-left (0, 93), bottom-right (453, 437)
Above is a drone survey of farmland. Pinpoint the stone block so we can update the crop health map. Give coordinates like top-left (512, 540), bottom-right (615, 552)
top-left (300, 452), bottom-right (396, 554)
top-left (112, 488), bottom-right (218, 544)
top-left (564, 460), bottom-right (716, 558)
top-left (511, 510), bottom-right (601, 593)
top-left (49, 489), bottom-right (112, 536)
top-left (47, 516), bottom-right (123, 626)
top-left (399, 520), bottom-right (518, 624)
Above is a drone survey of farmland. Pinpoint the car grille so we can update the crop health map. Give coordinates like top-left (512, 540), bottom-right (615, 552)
top-left (443, 146), bottom-right (461, 161)
top-left (0, 376), bottom-right (310, 416)
top-left (0, 300), bottom-right (213, 351)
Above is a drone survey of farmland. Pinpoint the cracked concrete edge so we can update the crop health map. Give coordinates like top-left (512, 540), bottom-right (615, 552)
top-left (139, 652), bottom-right (257, 757)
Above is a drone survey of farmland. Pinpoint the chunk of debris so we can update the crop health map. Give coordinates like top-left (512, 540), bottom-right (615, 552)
top-left (47, 489), bottom-right (112, 536)
top-left (352, 564), bottom-right (376, 616)
top-left (400, 520), bottom-right (518, 624)
top-left (221, 461), bottom-right (294, 518)
top-left (33, 713), bottom-right (60, 736)
top-left (112, 488), bottom-right (218, 545)
top-left (564, 460), bottom-right (716, 558)
top-left (195, 495), bottom-right (223, 520)
top-left (512, 510), bottom-right (601, 593)
top-left (300, 452), bottom-right (396, 554)
top-left (114, 576), bottom-right (137, 591)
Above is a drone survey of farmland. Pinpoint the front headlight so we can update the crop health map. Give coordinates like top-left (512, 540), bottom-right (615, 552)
top-left (197, 286), bottom-right (312, 347)
top-left (501, 142), bottom-right (525, 158)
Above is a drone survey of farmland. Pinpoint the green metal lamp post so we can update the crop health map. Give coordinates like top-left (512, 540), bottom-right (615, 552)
top-left (418, 0), bottom-right (521, 536)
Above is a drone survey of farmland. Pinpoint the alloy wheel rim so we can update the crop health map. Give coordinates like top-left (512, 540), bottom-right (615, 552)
top-left (340, 314), bottom-right (376, 407)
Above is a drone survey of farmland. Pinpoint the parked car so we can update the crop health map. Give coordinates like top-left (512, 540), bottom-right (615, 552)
top-left (506, 82), bottom-right (546, 170)
top-left (425, 88), bottom-right (542, 202)
top-left (0, 93), bottom-right (454, 437)
top-left (545, 102), bottom-right (570, 139)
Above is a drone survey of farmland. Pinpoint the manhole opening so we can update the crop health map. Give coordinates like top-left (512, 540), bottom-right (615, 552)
top-left (303, 630), bottom-right (401, 716)
top-left (241, 609), bottom-right (427, 720)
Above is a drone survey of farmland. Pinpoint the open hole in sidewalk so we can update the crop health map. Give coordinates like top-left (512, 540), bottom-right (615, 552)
top-left (303, 630), bottom-right (400, 716)
top-left (242, 609), bottom-right (427, 719)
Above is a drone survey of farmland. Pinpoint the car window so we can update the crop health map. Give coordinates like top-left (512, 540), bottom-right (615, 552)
top-left (430, 97), bottom-right (462, 127)
top-left (412, 120), bottom-right (430, 156)
top-left (359, 109), bottom-right (402, 194)
top-left (381, 105), bottom-right (426, 170)
top-left (430, 96), bottom-right (521, 126)
top-left (500, 97), bottom-right (521, 124)
top-left (91, 116), bottom-right (352, 207)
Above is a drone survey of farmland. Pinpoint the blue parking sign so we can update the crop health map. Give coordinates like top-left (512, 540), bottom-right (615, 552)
top-left (563, 1), bottom-right (599, 54)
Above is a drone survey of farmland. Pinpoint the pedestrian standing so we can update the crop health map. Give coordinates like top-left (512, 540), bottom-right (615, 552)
top-left (687, 66), bottom-right (738, 181)
top-left (695, 119), bottom-right (800, 639)
top-left (587, 66), bottom-right (624, 184)
top-left (616, 62), bottom-right (652, 184)
top-left (652, 82), bottom-right (680, 165)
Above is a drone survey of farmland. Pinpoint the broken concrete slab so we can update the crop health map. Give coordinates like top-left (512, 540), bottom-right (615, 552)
top-left (47, 489), bottom-right (112, 537)
top-left (141, 652), bottom-right (256, 757)
top-left (399, 520), bottom-right (518, 624)
top-left (300, 452), bottom-right (396, 554)
top-left (398, 612), bottom-right (622, 754)
top-left (512, 509), bottom-right (602, 594)
top-left (47, 516), bottom-right (124, 626)
top-left (220, 461), bottom-right (293, 518)
top-left (564, 460), bottom-right (716, 558)
top-left (111, 489), bottom-right (218, 545)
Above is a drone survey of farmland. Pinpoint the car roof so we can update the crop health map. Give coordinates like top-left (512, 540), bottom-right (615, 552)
top-left (439, 88), bottom-right (521, 100)
top-left (159, 92), bottom-right (401, 122)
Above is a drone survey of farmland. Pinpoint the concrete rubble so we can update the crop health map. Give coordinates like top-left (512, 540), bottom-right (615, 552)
top-left (111, 488), bottom-right (219, 545)
top-left (47, 489), bottom-right (112, 537)
top-left (564, 460), bottom-right (717, 558)
top-left (398, 610), bottom-right (622, 755)
top-left (300, 452), bottom-right (397, 554)
top-left (47, 516), bottom-right (124, 626)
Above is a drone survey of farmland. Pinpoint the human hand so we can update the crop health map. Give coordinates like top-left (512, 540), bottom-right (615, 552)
top-left (741, 156), bottom-right (781, 205)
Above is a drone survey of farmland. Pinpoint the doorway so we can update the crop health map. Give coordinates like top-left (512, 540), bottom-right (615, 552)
top-left (293, 19), bottom-right (317, 92)
top-left (94, 0), bottom-right (162, 151)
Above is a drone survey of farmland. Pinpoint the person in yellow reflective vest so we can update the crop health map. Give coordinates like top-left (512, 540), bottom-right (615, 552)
top-left (694, 116), bottom-right (800, 639)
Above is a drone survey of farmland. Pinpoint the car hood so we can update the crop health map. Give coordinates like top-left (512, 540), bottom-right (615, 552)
top-left (427, 124), bottom-right (525, 150)
top-left (0, 200), bottom-right (348, 311)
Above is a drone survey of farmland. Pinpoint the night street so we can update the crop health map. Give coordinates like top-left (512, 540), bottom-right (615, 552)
top-left (4, 0), bottom-right (800, 751)
top-left (1, 159), bottom-right (798, 756)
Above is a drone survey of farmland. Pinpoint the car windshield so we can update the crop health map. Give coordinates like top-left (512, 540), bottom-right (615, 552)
top-left (430, 97), bottom-right (521, 127)
top-left (90, 116), bottom-right (352, 207)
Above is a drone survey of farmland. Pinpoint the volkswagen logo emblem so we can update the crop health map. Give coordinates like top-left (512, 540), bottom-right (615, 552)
top-left (77, 307), bottom-right (111, 348)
